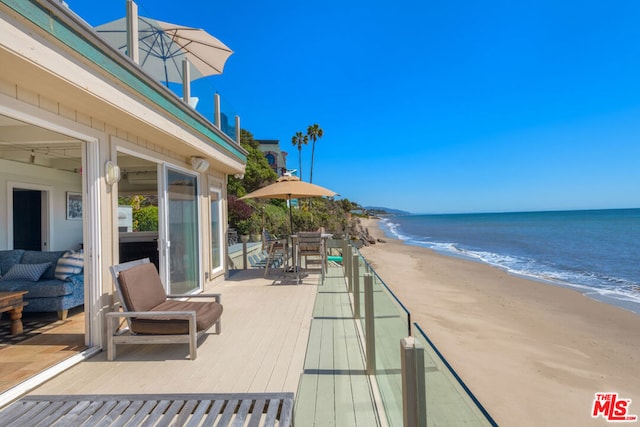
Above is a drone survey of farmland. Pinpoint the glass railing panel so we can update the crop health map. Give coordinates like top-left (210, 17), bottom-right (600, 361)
top-left (371, 270), bottom-right (408, 426)
top-left (354, 256), bottom-right (366, 327)
top-left (355, 249), bottom-right (410, 427)
top-left (413, 323), bottom-right (497, 426)
top-left (219, 97), bottom-right (237, 142)
top-left (353, 245), bottom-right (496, 426)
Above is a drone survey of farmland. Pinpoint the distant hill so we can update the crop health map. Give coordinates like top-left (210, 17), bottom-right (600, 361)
top-left (365, 206), bottom-right (412, 216)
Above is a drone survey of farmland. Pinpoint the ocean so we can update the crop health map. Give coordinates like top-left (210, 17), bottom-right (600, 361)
top-left (378, 208), bottom-right (640, 315)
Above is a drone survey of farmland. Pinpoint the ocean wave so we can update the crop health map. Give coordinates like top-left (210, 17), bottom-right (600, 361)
top-left (379, 218), bottom-right (412, 241)
top-left (453, 248), bottom-right (640, 306)
top-left (378, 218), bottom-right (640, 311)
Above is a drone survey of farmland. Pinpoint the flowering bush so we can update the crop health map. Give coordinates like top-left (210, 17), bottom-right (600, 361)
top-left (228, 195), bottom-right (254, 234)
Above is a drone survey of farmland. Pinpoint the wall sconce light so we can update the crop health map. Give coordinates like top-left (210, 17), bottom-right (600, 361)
top-left (105, 160), bottom-right (121, 185)
top-left (190, 156), bottom-right (209, 173)
top-left (234, 173), bottom-right (244, 179)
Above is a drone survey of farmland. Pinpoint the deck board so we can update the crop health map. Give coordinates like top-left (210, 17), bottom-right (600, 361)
top-left (0, 394), bottom-right (294, 427)
top-left (26, 270), bottom-right (317, 397)
top-left (3, 266), bottom-right (381, 426)
top-left (295, 267), bottom-right (380, 425)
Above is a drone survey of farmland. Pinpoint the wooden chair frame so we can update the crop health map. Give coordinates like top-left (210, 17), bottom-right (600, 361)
top-left (106, 258), bottom-right (222, 361)
top-left (262, 230), bottom-right (289, 278)
top-left (296, 232), bottom-right (326, 283)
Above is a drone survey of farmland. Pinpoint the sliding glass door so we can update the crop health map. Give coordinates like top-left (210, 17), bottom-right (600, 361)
top-left (210, 187), bottom-right (223, 272)
top-left (165, 167), bottom-right (200, 294)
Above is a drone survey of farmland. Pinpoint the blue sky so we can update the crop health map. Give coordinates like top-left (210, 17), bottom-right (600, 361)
top-left (67, 0), bottom-right (640, 214)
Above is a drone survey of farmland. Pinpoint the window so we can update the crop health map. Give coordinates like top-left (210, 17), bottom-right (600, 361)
top-left (265, 153), bottom-right (276, 167)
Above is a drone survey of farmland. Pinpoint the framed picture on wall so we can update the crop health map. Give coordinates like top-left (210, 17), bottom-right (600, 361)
top-left (66, 192), bottom-right (82, 220)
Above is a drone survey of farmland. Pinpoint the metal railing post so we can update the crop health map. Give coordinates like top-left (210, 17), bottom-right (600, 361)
top-left (242, 240), bottom-right (248, 270)
top-left (364, 273), bottom-right (376, 374)
top-left (126, 0), bottom-right (139, 64)
top-left (352, 253), bottom-right (360, 318)
top-left (235, 115), bottom-right (241, 143)
top-left (345, 244), bottom-right (353, 292)
top-left (401, 337), bottom-right (427, 427)
top-left (214, 93), bottom-right (221, 128)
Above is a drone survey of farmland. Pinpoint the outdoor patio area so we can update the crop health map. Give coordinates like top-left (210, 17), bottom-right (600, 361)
top-left (12, 265), bottom-right (383, 425)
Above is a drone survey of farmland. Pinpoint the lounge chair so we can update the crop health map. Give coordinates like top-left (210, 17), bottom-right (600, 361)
top-left (249, 253), bottom-right (268, 268)
top-left (106, 258), bottom-right (222, 360)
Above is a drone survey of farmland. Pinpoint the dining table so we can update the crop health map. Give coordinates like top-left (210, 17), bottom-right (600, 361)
top-left (290, 233), bottom-right (333, 282)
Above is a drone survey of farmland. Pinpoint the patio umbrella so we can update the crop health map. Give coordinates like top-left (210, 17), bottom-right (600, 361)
top-left (240, 176), bottom-right (337, 234)
top-left (95, 16), bottom-right (233, 84)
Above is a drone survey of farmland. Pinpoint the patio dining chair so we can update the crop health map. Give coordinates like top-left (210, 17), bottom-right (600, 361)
top-left (296, 231), bottom-right (325, 283)
top-left (262, 230), bottom-right (289, 278)
top-left (106, 258), bottom-right (222, 360)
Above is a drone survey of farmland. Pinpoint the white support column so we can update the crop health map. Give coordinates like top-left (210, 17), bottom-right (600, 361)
top-left (126, 0), bottom-right (139, 63)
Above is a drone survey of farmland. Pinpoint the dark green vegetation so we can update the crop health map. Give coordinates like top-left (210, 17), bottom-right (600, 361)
top-left (118, 195), bottom-right (159, 231)
top-left (229, 129), bottom-right (363, 236)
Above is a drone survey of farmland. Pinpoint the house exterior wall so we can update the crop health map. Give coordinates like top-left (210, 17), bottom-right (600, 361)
top-left (257, 140), bottom-right (288, 176)
top-left (0, 0), bottom-right (246, 356)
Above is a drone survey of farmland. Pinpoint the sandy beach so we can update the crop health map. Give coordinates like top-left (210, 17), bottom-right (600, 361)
top-left (358, 218), bottom-right (640, 426)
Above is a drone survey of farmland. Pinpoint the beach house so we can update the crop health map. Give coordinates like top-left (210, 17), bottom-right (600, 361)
top-left (0, 2), bottom-right (499, 425)
top-left (257, 139), bottom-right (288, 177)
top-left (0, 0), bottom-right (245, 393)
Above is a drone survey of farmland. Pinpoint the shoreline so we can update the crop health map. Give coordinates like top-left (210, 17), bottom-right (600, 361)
top-left (358, 217), bottom-right (640, 427)
top-left (378, 217), bottom-right (640, 317)
top-left (433, 243), bottom-right (640, 317)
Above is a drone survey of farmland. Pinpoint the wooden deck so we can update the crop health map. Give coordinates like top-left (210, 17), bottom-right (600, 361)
top-left (25, 270), bottom-right (317, 396)
top-left (3, 266), bottom-right (381, 425)
top-left (295, 266), bottom-right (380, 426)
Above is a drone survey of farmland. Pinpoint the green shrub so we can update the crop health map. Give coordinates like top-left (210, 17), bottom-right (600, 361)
top-left (134, 205), bottom-right (158, 231)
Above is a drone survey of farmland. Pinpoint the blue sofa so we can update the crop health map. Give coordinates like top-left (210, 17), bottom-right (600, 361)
top-left (0, 249), bottom-right (84, 320)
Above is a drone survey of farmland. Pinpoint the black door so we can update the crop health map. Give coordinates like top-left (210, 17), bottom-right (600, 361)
top-left (13, 189), bottom-right (42, 250)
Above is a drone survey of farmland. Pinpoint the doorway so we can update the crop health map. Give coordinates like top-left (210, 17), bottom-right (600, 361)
top-left (116, 152), bottom-right (202, 294)
top-left (0, 115), bottom-right (89, 396)
top-left (12, 188), bottom-right (46, 250)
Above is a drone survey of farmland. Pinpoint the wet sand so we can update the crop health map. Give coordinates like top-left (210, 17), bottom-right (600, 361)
top-left (358, 218), bottom-right (640, 426)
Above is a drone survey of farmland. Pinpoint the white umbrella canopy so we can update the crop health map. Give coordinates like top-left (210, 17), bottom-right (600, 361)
top-left (240, 176), bottom-right (338, 234)
top-left (95, 16), bottom-right (233, 84)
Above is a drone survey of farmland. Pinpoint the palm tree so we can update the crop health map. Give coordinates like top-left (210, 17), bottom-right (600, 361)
top-left (291, 131), bottom-right (308, 179)
top-left (306, 124), bottom-right (323, 183)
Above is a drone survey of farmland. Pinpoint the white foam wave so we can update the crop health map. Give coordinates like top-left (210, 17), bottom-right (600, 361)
top-left (379, 218), bottom-right (412, 241)
top-left (378, 216), bottom-right (640, 314)
top-left (391, 229), bottom-right (640, 310)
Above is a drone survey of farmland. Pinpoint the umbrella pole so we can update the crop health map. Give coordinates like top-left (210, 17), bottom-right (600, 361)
top-left (288, 196), bottom-right (293, 235)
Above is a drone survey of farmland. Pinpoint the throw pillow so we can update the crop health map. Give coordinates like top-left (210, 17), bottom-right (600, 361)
top-left (1, 263), bottom-right (51, 282)
top-left (55, 250), bottom-right (84, 280)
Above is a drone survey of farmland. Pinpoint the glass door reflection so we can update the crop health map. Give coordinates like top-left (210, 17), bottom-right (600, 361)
top-left (166, 167), bottom-right (200, 294)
